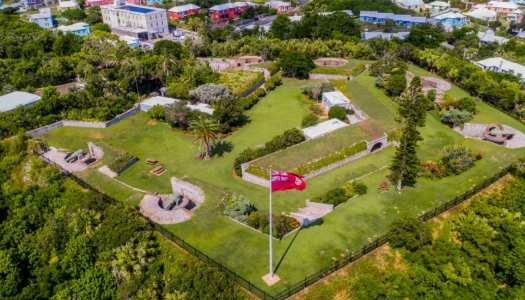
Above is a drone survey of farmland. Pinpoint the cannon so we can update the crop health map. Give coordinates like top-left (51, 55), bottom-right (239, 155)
top-left (65, 149), bottom-right (85, 163)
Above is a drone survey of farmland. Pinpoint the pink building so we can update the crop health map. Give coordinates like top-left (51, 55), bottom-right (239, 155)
top-left (265, 0), bottom-right (291, 12)
top-left (486, 1), bottom-right (522, 22)
top-left (85, 0), bottom-right (114, 7)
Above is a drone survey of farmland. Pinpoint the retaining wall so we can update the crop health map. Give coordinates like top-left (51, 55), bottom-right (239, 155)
top-left (88, 142), bottom-right (104, 158)
top-left (244, 66), bottom-right (270, 78)
top-left (302, 149), bottom-right (370, 180)
top-left (115, 156), bottom-right (138, 175)
top-left (171, 177), bottom-right (205, 204)
top-left (309, 74), bottom-right (350, 80)
top-left (305, 200), bottom-right (333, 211)
top-left (26, 105), bottom-right (140, 137)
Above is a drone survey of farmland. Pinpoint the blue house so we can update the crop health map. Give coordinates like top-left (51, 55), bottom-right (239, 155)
top-left (360, 11), bottom-right (426, 27)
top-left (29, 8), bottom-right (56, 29)
top-left (433, 11), bottom-right (469, 27)
top-left (57, 22), bottom-right (91, 37)
top-left (146, 0), bottom-right (162, 5)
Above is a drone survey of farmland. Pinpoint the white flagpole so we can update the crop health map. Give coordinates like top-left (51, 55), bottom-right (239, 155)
top-left (269, 165), bottom-right (273, 279)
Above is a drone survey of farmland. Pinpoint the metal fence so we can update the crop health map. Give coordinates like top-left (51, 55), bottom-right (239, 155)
top-left (36, 148), bottom-right (511, 300)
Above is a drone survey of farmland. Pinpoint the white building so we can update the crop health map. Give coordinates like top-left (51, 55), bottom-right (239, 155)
top-left (322, 90), bottom-right (350, 111)
top-left (393, 0), bottom-right (425, 11)
top-left (302, 119), bottom-right (349, 140)
top-left (140, 96), bottom-right (215, 115)
top-left (477, 30), bottom-right (509, 45)
top-left (425, 1), bottom-right (451, 13)
top-left (474, 57), bottom-right (525, 81)
top-left (465, 5), bottom-right (497, 21)
top-left (58, 0), bottom-right (78, 11)
top-left (101, 3), bottom-right (168, 40)
top-left (0, 92), bottom-right (41, 112)
top-left (119, 35), bottom-right (141, 47)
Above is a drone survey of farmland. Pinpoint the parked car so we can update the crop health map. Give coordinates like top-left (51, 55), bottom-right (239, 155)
top-left (140, 43), bottom-right (152, 49)
top-left (76, 83), bottom-right (85, 90)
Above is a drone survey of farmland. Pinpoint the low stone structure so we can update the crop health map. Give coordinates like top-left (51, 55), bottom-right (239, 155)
top-left (454, 123), bottom-right (525, 149)
top-left (171, 177), bottom-right (205, 205)
top-left (198, 57), bottom-right (237, 72)
top-left (88, 142), bottom-right (104, 158)
top-left (42, 147), bottom-right (88, 173)
top-left (314, 58), bottom-right (347, 67)
top-left (244, 66), bottom-right (270, 78)
top-left (236, 56), bottom-right (263, 66)
top-left (290, 200), bottom-right (333, 226)
top-left (140, 194), bottom-right (193, 224)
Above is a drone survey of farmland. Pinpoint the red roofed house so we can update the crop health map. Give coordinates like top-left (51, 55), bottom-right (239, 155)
top-left (208, 2), bottom-right (256, 21)
top-left (168, 4), bottom-right (201, 21)
top-left (85, 0), bottom-right (113, 7)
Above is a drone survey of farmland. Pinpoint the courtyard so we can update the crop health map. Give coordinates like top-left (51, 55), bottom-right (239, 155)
top-left (36, 65), bottom-right (525, 293)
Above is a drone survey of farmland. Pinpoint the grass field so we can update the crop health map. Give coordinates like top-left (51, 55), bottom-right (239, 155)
top-left (326, 59), bottom-right (376, 70)
top-left (37, 71), bottom-right (525, 293)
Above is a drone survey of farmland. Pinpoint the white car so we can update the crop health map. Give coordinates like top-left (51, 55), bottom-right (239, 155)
top-left (76, 83), bottom-right (85, 90)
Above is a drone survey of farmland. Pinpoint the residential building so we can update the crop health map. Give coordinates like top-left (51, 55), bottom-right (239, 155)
top-left (465, 4), bottom-right (498, 21)
top-left (433, 11), bottom-right (469, 27)
top-left (265, 0), bottom-right (291, 12)
top-left (58, 0), bottom-right (78, 11)
top-left (29, 8), bottom-right (56, 29)
top-left (101, 3), bottom-right (168, 39)
top-left (319, 10), bottom-right (354, 17)
top-left (0, 3), bottom-right (22, 10)
top-left (22, 0), bottom-right (46, 9)
top-left (362, 31), bottom-right (410, 40)
top-left (0, 92), bottom-right (41, 112)
top-left (85, 0), bottom-right (113, 7)
top-left (322, 91), bottom-right (350, 111)
top-left (120, 35), bottom-right (141, 47)
top-left (425, 1), bottom-right (450, 14)
top-left (478, 30), bottom-right (509, 45)
top-left (140, 96), bottom-right (214, 115)
top-left (393, 0), bottom-right (425, 11)
top-left (208, 2), bottom-right (255, 21)
top-left (486, 0), bottom-right (522, 21)
top-left (359, 11), bottom-right (426, 27)
top-left (57, 22), bottom-right (91, 36)
top-left (474, 57), bottom-right (525, 80)
top-left (168, 4), bottom-right (200, 21)
top-left (302, 119), bottom-right (348, 140)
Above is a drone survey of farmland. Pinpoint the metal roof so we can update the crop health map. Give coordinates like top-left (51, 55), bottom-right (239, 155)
top-left (0, 92), bottom-right (41, 112)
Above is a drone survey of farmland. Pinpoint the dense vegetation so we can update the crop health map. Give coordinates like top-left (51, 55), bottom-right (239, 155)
top-left (0, 136), bottom-right (247, 299)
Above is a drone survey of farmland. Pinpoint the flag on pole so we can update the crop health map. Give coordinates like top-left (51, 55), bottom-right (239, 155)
top-left (270, 170), bottom-right (306, 192)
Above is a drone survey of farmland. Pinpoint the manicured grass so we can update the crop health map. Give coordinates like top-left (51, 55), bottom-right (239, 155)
top-left (407, 65), bottom-right (470, 99)
top-left (250, 61), bottom-right (277, 71)
top-left (327, 59), bottom-right (376, 70)
top-left (37, 74), bottom-right (525, 294)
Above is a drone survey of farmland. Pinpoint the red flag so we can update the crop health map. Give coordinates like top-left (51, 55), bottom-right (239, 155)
top-left (271, 170), bottom-right (306, 192)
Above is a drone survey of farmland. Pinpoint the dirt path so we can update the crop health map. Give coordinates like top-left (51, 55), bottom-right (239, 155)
top-left (359, 121), bottom-right (380, 140)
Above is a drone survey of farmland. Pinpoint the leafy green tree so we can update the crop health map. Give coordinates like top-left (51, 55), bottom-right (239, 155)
top-left (93, 23), bottom-right (111, 33)
top-left (165, 101), bottom-right (190, 128)
top-left (388, 216), bottom-right (432, 251)
top-left (441, 108), bottom-right (473, 126)
top-left (189, 84), bottom-right (232, 104)
top-left (153, 40), bottom-right (184, 59)
top-left (53, 32), bottom-right (83, 56)
top-left (386, 73), bottom-right (407, 96)
top-left (62, 235), bottom-right (95, 278)
top-left (390, 77), bottom-right (427, 190)
top-left (328, 106), bottom-right (347, 121)
top-left (406, 24), bottom-right (445, 49)
top-left (61, 8), bottom-right (87, 22)
top-left (86, 6), bottom-right (102, 24)
top-left (212, 97), bottom-right (243, 133)
top-left (70, 208), bottom-right (101, 238)
top-left (53, 267), bottom-right (116, 300)
top-left (269, 14), bottom-right (292, 39)
top-left (456, 97), bottom-right (477, 114)
top-left (301, 114), bottom-right (320, 128)
top-left (240, 6), bottom-right (255, 19)
top-left (189, 115), bottom-right (220, 159)
top-left (0, 249), bottom-right (22, 298)
top-left (223, 194), bottom-right (256, 223)
top-left (277, 50), bottom-right (316, 78)
top-left (111, 239), bottom-right (157, 285)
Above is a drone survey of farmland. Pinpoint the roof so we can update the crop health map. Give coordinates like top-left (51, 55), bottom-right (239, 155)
top-left (288, 15), bottom-right (302, 22)
top-left (302, 119), bottom-right (349, 140)
top-left (209, 2), bottom-right (250, 11)
top-left (265, 0), bottom-right (290, 6)
top-left (59, 1), bottom-right (77, 8)
top-left (243, 24), bottom-right (271, 31)
top-left (360, 11), bottom-right (426, 22)
top-left (119, 35), bottom-right (140, 45)
top-left (140, 96), bottom-right (178, 108)
top-left (465, 7), bottom-right (497, 19)
top-left (427, 1), bottom-right (450, 6)
top-left (0, 92), bottom-right (41, 112)
top-left (30, 13), bottom-right (52, 19)
top-left (319, 10), bottom-right (354, 16)
top-left (395, 0), bottom-right (425, 6)
top-left (168, 4), bottom-right (199, 13)
top-left (187, 103), bottom-right (214, 115)
top-left (477, 30), bottom-right (509, 44)
top-left (475, 57), bottom-right (525, 78)
top-left (517, 31), bottom-right (525, 38)
top-left (488, 0), bottom-right (518, 9)
top-left (362, 31), bottom-right (410, 40)
top-left (0, 3), bottom-right (21, 10)
top-left (57, 22), bottom-right (89, 32)
top-left (108, 4), bottom-right (166, 14)
top-left (323, 91), bottom-right (350, 106)
top-left (433, 11), bottom-right (466, 20)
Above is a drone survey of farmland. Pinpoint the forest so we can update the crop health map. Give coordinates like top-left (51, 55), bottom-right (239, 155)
top-left (0, 135), bottom-right (247, 299)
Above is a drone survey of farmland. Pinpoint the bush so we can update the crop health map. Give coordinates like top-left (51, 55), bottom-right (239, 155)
top-left (247, 211), bottom-right (261, 229)
top-left (264, 79), bottom-right (275, 90)
top-left (301, 114), bottom-right (320, 128)
top-left (441, 108), bottom-right (473, 126)
top-left (147, 105), bottom-right (165, 121)
top-left (287, 217), bottom-right (300, 229)
top-left (427, 89), bottom-right (437, 102)
top-left (220, 71), bottom-right (264, 97)
top-left (315, 188), bottom-right (347, 206)
top-left (309, 104), bottom-right (324, 116)
top-left (328, 106), bottom-right (347, 121)
top-left (240, 94), bottom-right (258, 110)
top-left (457, 97), bottom-right (477, 114)
top-left (223, 194), bottom-right (256, 224)
top-left (310, 68), bottom-right (350, 76)
top-left (254, 88), bottom-right (266, 98)
top-left (420, 145), bottom-right (476, 180)
top-left (108, 153), bottom-right (135, 173)
top-left (342, 181), bottom-right (368, 198)
top-left (388, 216), bottom-right (432, 252)
top-left (302, 82), bottom-right (335, 101)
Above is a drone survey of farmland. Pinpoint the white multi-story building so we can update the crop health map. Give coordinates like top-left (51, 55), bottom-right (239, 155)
top-left (101, 2), bottom-right (168, 40)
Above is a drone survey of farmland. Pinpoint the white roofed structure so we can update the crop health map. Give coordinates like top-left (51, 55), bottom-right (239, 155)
top-left (0, 92), bottom-right (41, 112)
top-left (140, 96), bottom-right (178, 111)
top-left (322, 90), bottom-right (350, 111)
top-left (168, 4), bottom-right (199, 13)
top-left (474, 57), bottom-right (525, 81)
top-left (302, 119), bottom-right (349, 140)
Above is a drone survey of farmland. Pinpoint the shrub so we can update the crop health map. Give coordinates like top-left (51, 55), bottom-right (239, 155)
top-left (302, 82), bottom-right (335, 101)
top-left (220, 71), bottom-right (264, 97)
top-left (420, 145), bottom-right (476, 179)
top-left (387, 127), bottom-right (404, 142)
top-left (427, 89), bottom-right (437, 102)
top-left (254, 88), bottom-right (266, 98)
top-left (310, 68), bottom-right (350, 76)
top-left (240, 94), bottom-right (258, 110)
top-left (388, 216), bottom-right (432, 252)
top-left (349, 64), bottom-right (366, 76)
top-left (301, 114), bottom-right (320, 128)
top-left (247, 211), bottom-right (260, 229)
top-left (147, 105), bottom-right (165, 121)
top-left (108, 153), bottom-right (135, 173)
top-left (328, 106), bottom-right (347, 121)
top-left (342, 181), bottom-right (368, 198)
top-left (457, 97), bottom-right (477, 114)
top-left (223, 194), bottom-right (256, 224)
top-left (309, 104), bottom-right (324, 116)
top-left (441, 108), bottom-right (473, 126)
top-left (264, 79), bottom-right (275, 90)
top-left (270, 73), bottom-right (282, 86)
top-left (315, 188), bottom-right (347, 206)
top-left (287, 217), bottom-right (300, 229)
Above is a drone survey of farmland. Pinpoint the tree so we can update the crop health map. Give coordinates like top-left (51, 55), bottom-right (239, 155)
top-left (240, 6), bottom-right (255, 19)
top-left (269, 14), bottom-right (291, 39)
top-left (62, 235), bottom-right (95, 278)
top-left (153, 40), bottom-right (184, 59)
top-left (189, 115), bottom-right (220, 160)
top-left (189, 84), bottom-right (232, 104)
top-left (165, 100), bottom-right (191, 128)
top-left (388, 216), bottom-right (432, 251)
top-left (456, 97), bottom-right (477, 114)
top-left (406, 24), bottom-right (445, 49)
top-left (301, 114), bottom-right (320, 128)
top-left (386, 73), bottom-right (407, 96)
top-left (212, 97), bottom-right (243, 133)
top-left (86, 6), bottom-right (102, 25)
top-left (390, 77), bottom-right (427, 190)
top-left (61, 8), bottom-right (87, 22)
top-left (93, 23), bottom-right (111, 33)
top-left (53, 31), bottom-right (83, 56)
top-left (277, 50), bottom-right (316, 78)
top-left (328, 106), bottom-right (347, 121)
top-left (441, 108), bottom-right (473, 126)
top-left (70, 208), bottom-right (101, 238)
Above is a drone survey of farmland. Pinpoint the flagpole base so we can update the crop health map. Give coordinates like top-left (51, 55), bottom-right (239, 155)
top-left (262, 273), bottom-right (281, 286)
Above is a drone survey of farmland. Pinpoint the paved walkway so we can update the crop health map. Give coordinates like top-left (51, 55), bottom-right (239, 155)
top-left (139, 194), bottom-right (193, 224)
top-left (454, 123), bottom-right (525, 148)
top-left (43, 148), bottom-right (87, 173)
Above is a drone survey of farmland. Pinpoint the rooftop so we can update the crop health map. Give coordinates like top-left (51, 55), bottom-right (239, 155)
top-left (302, 119), bottom-right (349, 140)
top-left (477, 30), bottom-right (509, 44)
top-left (168, 4), bottom-right (200, 13)
top-left (488, 0), bottom-right (518, 9)
top-left (59, 1), bottom-right (77, 8)
top-left (475, 57), bottom-right (525, 79)
top-left (57, 22), bottom-right (89, 32)
top-left (323, 91), bottom-right (350, 105)
top-left (209, 2), bottom-right (252, 11)
top-left (394, 0), bottom-right (425, 6)
top-left (119, 35), bottom-right (140, 45)
top-left (0, 92), bottom-right (41, 112)
top-left (141, 96), bottom-right (177, 108)
top-left (187, 103), bottom-right (214, 115)
top-left (427, 1), bottom-right (450, 6)
top-left (465, 7), bottom-right (497, 19)
top-left (433, 11), bottom-right (466, 19)
top-left (362, 31), bottom-right (410, 40)
top-left (265, 0), bottom-right (290, 5)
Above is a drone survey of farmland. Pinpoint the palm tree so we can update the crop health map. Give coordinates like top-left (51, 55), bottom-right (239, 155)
top-left (70, 209), bottom-right (101, 238)
top-left (189, 116), bottom-right (220, 160)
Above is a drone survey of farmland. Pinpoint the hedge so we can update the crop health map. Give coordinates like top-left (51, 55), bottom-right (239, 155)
top-left (293, 141), bottom-right (367, 175)
top-left (310, 67), bottom-right (350, 76)
top-left (245, 164), bottom-right (270, 179)
top-left (108, 153), bottom-right (135, 173)
top-left (349, 64), bottom-right (366, 76)
top-left (220, 70), bottom-right (264, 97)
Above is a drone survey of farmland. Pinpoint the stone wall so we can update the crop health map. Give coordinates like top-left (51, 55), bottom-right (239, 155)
top-left (171, 177), bottom-right (205, 204)
top-left (106, 106), bottom-right (140, 127)
top-left (305, 200), bottom-right (333, 211)
top-left (244, 66), bottom-right (270, 78)
top-left (27, 121), bottom-right (64, 136)
top-left (240, 170), bottom-right (269, 188)
top-left (88, 142), bottom-right (104, 158)
top-left (303, 149), bottom-right (370, 180)
top-left (367, 135), bottom-right (390, 153)
top-left (115, 156), bottom-right (138, 175)
top-left (309, 74), bottom-right (350, 80)
top-left (62, 120), bottom-right (106, 128)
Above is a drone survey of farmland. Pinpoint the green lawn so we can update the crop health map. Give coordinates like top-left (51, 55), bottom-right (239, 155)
top-left (407, 65), bottom-right (470, 100)
top-left (37, 74), bottom-right (525, 294)
top-left (328, 59), bottom-right (376, 70)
